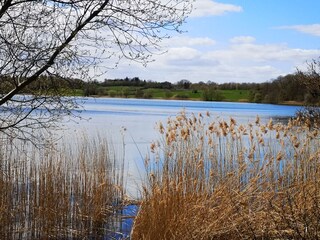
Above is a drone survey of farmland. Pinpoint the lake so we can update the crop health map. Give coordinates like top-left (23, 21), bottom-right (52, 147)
top-left (61, 97), bottom-right (301, 196)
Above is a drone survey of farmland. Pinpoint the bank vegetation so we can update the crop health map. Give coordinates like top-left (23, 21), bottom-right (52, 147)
top-left (132, 112), bottom-right (320, 239)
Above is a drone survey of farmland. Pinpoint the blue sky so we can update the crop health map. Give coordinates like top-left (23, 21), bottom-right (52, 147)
top-left (107, 0), bottom-right (320, 83)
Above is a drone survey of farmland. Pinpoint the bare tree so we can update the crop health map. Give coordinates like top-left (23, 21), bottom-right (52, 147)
top-left (296, 58), bottom-right (320, 104)
top-left (0, 0), bottom-right (192, 145)
top-left (295, 58), bottom-right (320, 128)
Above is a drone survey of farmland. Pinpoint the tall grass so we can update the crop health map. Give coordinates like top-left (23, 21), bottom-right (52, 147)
top-left (0, 135), bottom-right (127, 239)
top-left (132, 112), bottom-right (320, 239)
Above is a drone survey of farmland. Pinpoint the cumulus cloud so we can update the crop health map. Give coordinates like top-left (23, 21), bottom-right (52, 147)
top-left (161, 37), bottom-right (320, 82)
top-left (278, 24), bottom-right (320, 37)
top-left (101, 35), bottom-right (320, 83)
top-left (166, 47), bottom-right (201, 61)
top-left (230, 36), bottom-right (256, 44)
top-left (208, 41), bottom-right (320, 63)
top-left (191, 0), bottom-right (242, 17)
top-left (162, 36), bottom-right (216, 47)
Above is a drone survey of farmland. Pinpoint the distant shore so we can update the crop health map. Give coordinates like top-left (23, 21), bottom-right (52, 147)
top-left (88, 94), bottom-right (305, 107)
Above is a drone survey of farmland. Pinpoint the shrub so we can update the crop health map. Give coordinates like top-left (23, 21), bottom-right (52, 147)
top-left (202, 88), bottom-right (224, 101)
top-left (122, 87), bottom-right (130, 98)
top-left (108, 89), bottom-right (117, 97)
top-left (135, 88), bottom-right (144, 98)
top-left (143, 90), bottom-right (153, 99)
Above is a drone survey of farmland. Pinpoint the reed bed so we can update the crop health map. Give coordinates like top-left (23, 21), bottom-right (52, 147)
top-left (0, 135), bottom-right (127, 239)
top-left (132, 112), bottom-right (320, 239)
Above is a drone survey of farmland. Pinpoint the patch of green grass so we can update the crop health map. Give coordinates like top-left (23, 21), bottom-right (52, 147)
top-left (221, 89), bottom-right (250, 102)
top-left (145, 88), bottom-right (165, 98)
top-left (140, 89), bottom-right (249, 101)
top-left (171, 90), bottom-right (202, 99)
top-left (74, 86), bottom-right (250, 102)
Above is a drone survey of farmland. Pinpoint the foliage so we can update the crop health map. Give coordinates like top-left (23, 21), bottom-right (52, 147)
top-left (253, 92), bottom-right (263, 103)
top-left (103, 78), bottom-right (173, 89)
top-left (249, 74), bottom-right (306, 104)
top-left (143, 89), bottom-right (154, 99)
top-left (122, 87), bottom-right (130, 98)
top-left (108, 90), bottom-right (117, 97)
top-left (4, 69), bottom-right (317, 106)
top-left (73, 73), bottom-right (315, 104)
top-left (176, 79), bottom-right (192, 89)
top-left (202, 87), bottom-right (224, 101)
top-left (84, 81), bottom-right (99, 96)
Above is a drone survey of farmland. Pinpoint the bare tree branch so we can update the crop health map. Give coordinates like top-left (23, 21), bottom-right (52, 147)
top-left (0, 0), bottom-right (192, 145)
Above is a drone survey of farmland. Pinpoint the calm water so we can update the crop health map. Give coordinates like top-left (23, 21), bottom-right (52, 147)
top-left (61, 97), bottom-right (301, 195)
top-left (58, 97), bottom-right (301, 238)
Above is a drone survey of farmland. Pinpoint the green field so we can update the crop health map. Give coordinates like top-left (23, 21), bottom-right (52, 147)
top-left (82, 86), bottom-right (250, 102)
top-left (220, 89), bottom-right (250, 102)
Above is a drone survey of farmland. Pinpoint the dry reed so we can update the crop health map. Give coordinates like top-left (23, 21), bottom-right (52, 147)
top-left (132, 112), bottom-right (320, 239)
top-left (0, 135), bottom-right (127, 239)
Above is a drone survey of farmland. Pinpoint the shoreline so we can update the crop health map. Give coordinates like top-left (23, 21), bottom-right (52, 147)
top-left (87, 94), bottom-right (305, 107)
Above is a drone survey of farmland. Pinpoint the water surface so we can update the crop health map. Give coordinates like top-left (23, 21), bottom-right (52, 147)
top-left (62, 98), bottom-right (301, 195)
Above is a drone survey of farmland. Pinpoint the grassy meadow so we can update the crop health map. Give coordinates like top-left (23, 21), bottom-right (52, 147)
top-left (89, 85), bottom-right (250, 102)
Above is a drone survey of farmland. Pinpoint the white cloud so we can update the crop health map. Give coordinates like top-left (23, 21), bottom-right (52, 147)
top-left (206, 36), bottom-right (320, 65)
top-left (166, 47), bottom-right (201, 61)
top-left (278, 24), bottom-right (320, 37)
top-left (101, 35), bottom-right (320, 83)
top-left (162, 36), bottom-right (216, 47)
top-left (191, 0), bottom-right (242, 17)
top-left (230, 36), bottom-right (256, 44)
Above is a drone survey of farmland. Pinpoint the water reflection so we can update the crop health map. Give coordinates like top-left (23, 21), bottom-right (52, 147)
top-left (60, 98), bottom-right (301, 195)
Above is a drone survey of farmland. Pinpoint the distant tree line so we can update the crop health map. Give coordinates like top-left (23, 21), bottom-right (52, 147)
top-left (247, 74), bottom-right (307, 104)
top-left (2, 63), bottom-right (319, 106)
top-left (89, 73), bottom-right (318, 105)
top-left (0, 75), bottom-right (85, 95)
top-left (102, 77), bottom-right (173, 89)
